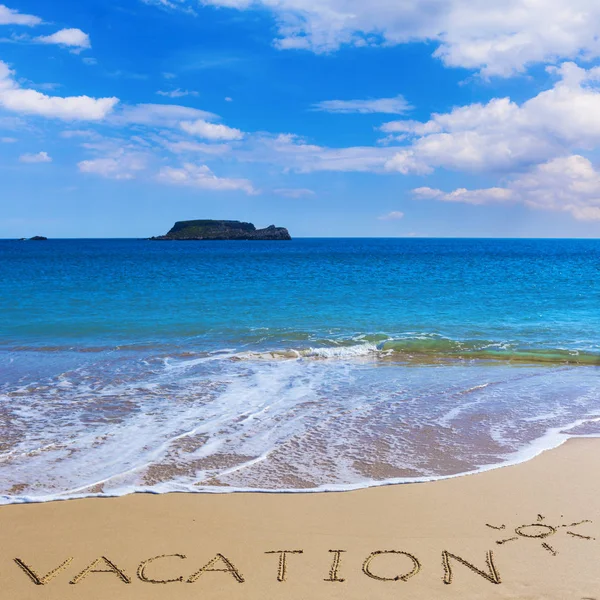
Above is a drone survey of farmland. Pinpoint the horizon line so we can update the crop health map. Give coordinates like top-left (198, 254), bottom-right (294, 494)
top-left (2, 236), bottom-right (599, 241)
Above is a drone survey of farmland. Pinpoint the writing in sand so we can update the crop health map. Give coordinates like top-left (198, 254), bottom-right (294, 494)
top-left (12, 548), bottom-right (502, 587)
top-left (5, 515), bottom-right (595, 592)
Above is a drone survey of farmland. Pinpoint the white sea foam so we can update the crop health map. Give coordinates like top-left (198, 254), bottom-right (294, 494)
top-left (303, 343), bottom-right (380, 358)
top-left (1, 350), bottom-right (599, 504)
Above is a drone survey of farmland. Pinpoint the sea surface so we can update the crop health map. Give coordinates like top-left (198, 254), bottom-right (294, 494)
top-left (1, 238), bottom-right (599, 503)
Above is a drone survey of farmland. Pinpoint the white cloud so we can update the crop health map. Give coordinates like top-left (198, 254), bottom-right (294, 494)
top-left (105, 70), bottom-right (148, 81)
top-left (26, 81), bottom-right (61, 92)
top-left (157, 163), bottom-right (257, 194)
top-left (19, 151), bottom-right (51, 163)
top-left (511, 155), bottom-right (600, 220)
top-left (78, 152), bottom-right (147, 180)
top-left (1, 88), bottom-right (118, 121)
top-left (312, 95), bottom-right (411, 114)
top-left (383, 63), bottom-right (600, 175)
top-left (156, 88), bottom-right (198, 98)
top-left (35, 28), bottom-right (91, 50)
top-left (111, 105), bottom-right (244, 150)
top-left (0, 60), bottom-right (118, 121)
top-left (141, 0), bottom-right (197, 15)
top-left (245, 133), bottom-right (397, 173)
top-left (0, 115), bottom-right (23, 129)
top-left (155, 0), bottom-right (600, 76)
top-left (413, 155), bottom-right (600, 221)
top-left (165, 140), bottom-right (231, 154)
top-left (180, 119), bottom-right (244, 141)
top-left (413, 186), bottom-right (515, 205)
top-left (60, 129), bottom-right (96, 139)
top-left (1, 136), bottom-right (16, 142)
top-left (382, 150), bottom-right (432, 175)
top-left (0, 4), bottom-right (41, 26)
top-left (378, 211), bottom-right (405, 220)
top-left (116, 103), bottom-right (216, 127)
top-left (274, 187), bottom-right (315, 198)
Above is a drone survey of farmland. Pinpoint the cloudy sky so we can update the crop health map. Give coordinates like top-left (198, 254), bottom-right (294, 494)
top-left (2, 0), bottom-right (600, 237)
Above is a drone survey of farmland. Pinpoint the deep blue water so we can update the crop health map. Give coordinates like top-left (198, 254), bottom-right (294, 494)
top-left (0, 238), bottom-right (599, 502)
top-left (2, 238), bottom-right (599, 356)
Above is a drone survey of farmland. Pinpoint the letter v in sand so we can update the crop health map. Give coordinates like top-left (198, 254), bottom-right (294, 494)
top-left (14, 557), bottom-right (74, 585)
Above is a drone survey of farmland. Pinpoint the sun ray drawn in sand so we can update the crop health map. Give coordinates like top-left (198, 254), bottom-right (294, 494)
top-left (487, 514), bottom-right (595, 556)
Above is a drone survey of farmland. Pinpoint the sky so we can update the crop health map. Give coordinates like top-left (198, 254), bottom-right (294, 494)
top-left (1, 1), bottom-right (600, 237)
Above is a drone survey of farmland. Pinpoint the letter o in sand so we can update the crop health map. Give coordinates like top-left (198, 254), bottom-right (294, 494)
top-left (362, 551), bottom-right (421, 582)
top-left (514, 524), bottom-right (556, 539)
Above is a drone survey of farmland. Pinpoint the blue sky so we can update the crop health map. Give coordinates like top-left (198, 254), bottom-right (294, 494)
top-left (1, 0), bottom-right (600, 237)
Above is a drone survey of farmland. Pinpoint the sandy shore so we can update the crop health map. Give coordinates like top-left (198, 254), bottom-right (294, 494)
top-left (1, 438), bottom-right (599, 600)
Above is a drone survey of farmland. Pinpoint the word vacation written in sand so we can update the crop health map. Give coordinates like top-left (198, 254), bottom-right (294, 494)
top-left (8, 516), bottom-right (595, 589)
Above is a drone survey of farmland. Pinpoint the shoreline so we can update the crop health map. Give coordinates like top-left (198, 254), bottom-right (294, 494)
top-left (3, 428), bottom-right (599, 505)
top-left (1, 438), bottom-right (599, 599)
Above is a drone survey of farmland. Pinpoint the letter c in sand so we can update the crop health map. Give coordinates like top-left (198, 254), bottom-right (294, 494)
top-left (137, 554), bottom-right (187, 584)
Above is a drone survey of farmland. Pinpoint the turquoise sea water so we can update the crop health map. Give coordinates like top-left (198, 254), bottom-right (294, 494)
top-left (1, 238), bottom-right (599, 502)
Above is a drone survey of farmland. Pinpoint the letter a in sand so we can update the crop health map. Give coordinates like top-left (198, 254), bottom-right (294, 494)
top-left (187, 554), bottom-right (245, 584)
top-left (69, 556), bottom-right (131, 585)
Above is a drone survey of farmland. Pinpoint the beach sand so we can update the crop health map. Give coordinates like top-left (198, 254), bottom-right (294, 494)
top-left (1, 438), bottom-right (599, 599)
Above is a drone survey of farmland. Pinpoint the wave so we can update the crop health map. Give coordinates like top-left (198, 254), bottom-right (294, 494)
top-left (231, 336), bottom-right (600, 366)
top-left (2, 333), bottom-right (599, 365)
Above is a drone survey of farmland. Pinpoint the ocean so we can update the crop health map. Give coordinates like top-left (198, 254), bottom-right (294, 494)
top-left (1, 237), bottom-right (599, 503)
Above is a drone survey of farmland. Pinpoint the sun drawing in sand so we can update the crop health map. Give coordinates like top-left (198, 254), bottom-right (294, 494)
top-left (486, 514), bottom-right (595, 556)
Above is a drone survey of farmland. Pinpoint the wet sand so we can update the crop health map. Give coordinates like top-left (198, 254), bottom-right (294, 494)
top-left (1, 438), bottom-right (599, 599)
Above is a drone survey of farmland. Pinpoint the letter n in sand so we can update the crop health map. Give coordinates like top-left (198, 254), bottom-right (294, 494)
top-left (442, 550), bottom-right (501, 585)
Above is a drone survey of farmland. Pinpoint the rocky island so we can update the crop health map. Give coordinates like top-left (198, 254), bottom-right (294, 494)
top-left (150, 220), bottom-right (291, 241)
